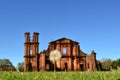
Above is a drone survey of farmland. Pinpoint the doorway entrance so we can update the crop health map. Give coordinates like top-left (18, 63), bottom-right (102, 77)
top-left (80, 64), bottom-right (84, 71)
top-left (64, 63), bottom-right (67, 71)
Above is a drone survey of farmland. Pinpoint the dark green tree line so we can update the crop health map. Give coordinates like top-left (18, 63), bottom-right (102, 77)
top-left (100, 58), bottom-right (120, 71)
top-left (0, 59), bottom-right (15, 71)
top-left (111, 58), bottom-right (120, 69)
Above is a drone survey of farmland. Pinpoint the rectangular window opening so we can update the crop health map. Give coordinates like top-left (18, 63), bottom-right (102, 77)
top-left (63, 48), bottom-right (67, 54)
top-left (30, 50), bottom-right (32, 55)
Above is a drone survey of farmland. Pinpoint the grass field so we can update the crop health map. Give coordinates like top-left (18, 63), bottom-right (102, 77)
top-left (0, 71), bottom-right (120, 80)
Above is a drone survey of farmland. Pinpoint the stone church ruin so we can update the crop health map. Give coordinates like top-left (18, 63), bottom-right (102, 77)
top-left (24, 32), bottom-right (97, 72)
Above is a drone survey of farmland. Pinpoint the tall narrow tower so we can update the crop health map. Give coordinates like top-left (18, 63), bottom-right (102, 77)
top-left (24, 32), bottom-right (39, 72)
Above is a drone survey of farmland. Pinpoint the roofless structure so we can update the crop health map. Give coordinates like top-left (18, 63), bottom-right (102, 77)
top-left (24, 32), bottom-right (97, 72)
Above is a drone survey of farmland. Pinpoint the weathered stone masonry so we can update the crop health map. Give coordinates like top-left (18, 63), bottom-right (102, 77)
top-left (24, 32), bottom-right (97, 72)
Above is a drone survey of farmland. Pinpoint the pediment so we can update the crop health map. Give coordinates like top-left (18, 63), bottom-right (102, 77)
top-left (49, 37), bottom-right (79, 44)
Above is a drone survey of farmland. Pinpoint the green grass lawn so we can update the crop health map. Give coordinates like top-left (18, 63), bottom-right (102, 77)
top-left (0, 71), bottom-right (120, 80)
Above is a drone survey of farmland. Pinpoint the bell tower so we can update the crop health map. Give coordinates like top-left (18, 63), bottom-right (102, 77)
top-left (24, 32), bottom-right (39, 72)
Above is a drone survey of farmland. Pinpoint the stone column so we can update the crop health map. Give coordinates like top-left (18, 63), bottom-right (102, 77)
top-left (90, 53), bottom-right (97, 71)
top-left (75, 45), bottom-right (78, 56)
top-left (60, 61), bottom-right (64, 70)
top-left (56, 43), bottom-right (60, 50)
top-left (24, 44), bottom-right (29, 72)
top-left (73, 44), bottom-right (75, 56)
top-left (76, 44), bottom-right (78, 56)
top-left (24, 58), bottom-right (27, 72)
top-left (84, 58), bottom-right (87, 71)
top-left (68, 58), bottom-right (72, 71)
top-left (56, 60), bottom-right (61, 69)
top-left (77, 59), bottom-right (80, 71)
top-left (67, 45), bottom-right (71, 56)
top-left (34, 44), bottom-right (39, 71)
top-left (74, 57), bottom-right (77, 71)
top-left (40, 53), bottom-right (45, 71)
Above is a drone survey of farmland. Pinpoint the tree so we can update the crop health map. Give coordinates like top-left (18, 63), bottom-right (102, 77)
top-left (49, 50), bottom-right (62, 72)
top-left (0, 59), bottom-right (13, 66)
top-left (111, 58), bottom-right (120, 69)
top-left (17, 62), bottom-right (24, 72)
top-left (112, 60), bottom-right (118, 69)
top-left (0, 59), bottom-right (15, 71)
top-left (96, 60), bottom-right (102, 71)
top-left (101, 58), bottom-right (112, 71)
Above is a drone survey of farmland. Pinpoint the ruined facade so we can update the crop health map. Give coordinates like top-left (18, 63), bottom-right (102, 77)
top-left (24, 32), bottom-right (97, 72)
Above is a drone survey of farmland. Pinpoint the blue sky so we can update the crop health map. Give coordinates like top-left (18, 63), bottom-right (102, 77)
top-left (0, 0), bottom-right (120, 67)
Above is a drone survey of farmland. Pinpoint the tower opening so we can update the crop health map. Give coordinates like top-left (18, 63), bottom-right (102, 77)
top-left (30, 50), bottom-right (32, 55)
